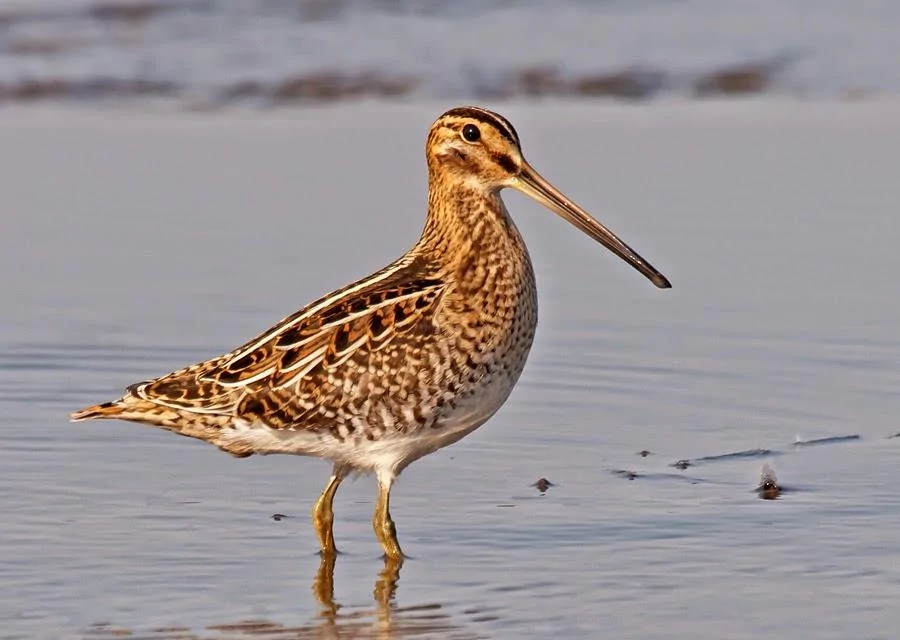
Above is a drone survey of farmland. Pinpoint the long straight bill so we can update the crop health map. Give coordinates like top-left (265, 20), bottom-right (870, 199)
top-left (513, 162), bottom-right (671, 289)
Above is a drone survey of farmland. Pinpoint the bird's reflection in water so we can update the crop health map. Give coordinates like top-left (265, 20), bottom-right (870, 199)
top-left (84, 556), bottom-right (486, 640)
top-left (312, 554), bottom-right (408, 637)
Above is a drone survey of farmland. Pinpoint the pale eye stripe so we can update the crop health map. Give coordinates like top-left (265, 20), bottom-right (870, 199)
top-left (481, 109), bottom-right (519, 145)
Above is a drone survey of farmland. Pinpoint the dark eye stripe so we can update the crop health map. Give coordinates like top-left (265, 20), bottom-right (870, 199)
top-left (442, 106), bottom-right (519, 145)
top-left (492, 153), bottom-right (517, 173)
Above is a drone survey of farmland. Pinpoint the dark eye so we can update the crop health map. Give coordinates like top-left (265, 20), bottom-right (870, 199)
top-left (461, 124), bottom-right (481, 143)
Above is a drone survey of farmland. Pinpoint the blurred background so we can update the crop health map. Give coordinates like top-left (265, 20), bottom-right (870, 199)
top-left (0, 0), bottom-right (898, 108)
top-left (4, 3), bottom-right (900, 639)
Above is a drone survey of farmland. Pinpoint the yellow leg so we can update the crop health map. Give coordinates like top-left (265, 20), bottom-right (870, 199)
top-left (312, 465), bottom-right (347, 557)
top-left (373, 471), bottom-right (404, 561)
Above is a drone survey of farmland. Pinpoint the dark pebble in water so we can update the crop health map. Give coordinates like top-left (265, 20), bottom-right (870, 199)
top-left (757, 463), bottom-right (781, 500)
top-left (672, 460), bottom-right (692, 470)
top-left (531, 478), bottom-right (554, 493)
top-left (271, 513), bottom-right (290, 521)
top-left (613, 469), bottom-right (639, 480)
top-left (637, 450), bottom-right (651, 457)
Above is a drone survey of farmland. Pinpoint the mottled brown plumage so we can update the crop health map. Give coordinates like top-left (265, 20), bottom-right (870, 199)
top-left (71, 106), bottom-right (670, 560)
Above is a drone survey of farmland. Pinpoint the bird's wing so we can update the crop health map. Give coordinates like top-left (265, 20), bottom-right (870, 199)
top-left (128, 267), bottom-right (446, 425)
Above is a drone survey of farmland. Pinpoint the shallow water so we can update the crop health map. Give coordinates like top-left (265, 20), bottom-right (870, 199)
top-left (2, 101), bottom-right (900, 639)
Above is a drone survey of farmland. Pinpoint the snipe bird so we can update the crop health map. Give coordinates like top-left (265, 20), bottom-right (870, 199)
top-left (71, 106), bottom-right (671, 560)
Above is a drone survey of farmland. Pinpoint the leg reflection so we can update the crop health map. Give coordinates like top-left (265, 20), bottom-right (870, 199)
top-left (312, 553), bottom-right (339, 619)
top-left (310, 553), bottom-right (404, 630)
top-left (374, 556), bottom-right (403, 612)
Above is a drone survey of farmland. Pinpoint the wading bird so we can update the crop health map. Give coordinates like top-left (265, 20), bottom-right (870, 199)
top-left (72, 106), bottom-right (671, 561)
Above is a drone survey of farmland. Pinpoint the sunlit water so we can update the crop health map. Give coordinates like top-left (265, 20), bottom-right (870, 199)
top-left (2, 101), bottom-right (900, 639)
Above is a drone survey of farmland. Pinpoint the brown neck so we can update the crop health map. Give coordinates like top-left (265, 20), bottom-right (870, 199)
top-left (415, 171), bottom-right (533, 297)
top-left (417, 172), bottom-right (518, 259)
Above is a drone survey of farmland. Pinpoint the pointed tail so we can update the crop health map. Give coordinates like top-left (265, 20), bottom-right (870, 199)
top-left (69, 396), bottom-right (180, 428)
top-left (70, 400), bottom-right (129, 422)
top-left (71, 396), bottom-right (250, 457)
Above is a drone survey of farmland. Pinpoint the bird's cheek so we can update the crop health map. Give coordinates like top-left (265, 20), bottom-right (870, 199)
top-left (437, 147), bottom-right (471, 169)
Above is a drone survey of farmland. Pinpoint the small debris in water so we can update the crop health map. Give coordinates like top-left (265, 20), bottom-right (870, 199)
top-left (531, 478), bottom-right (554, 493)
top-left (671, 448), bottom-right (775, 470)
top-left (696, 448), bottom-right (775, 462)
top-left (271, 513), bottom-right (290, 521)
top-left (757, 463), bottom-right (781, 500)
top-left (637, 450), bottom-right (651, 457)
top-left (793, 434), bottom-right (860, 447)
top-left (612, 469), bottom-right (639, 480)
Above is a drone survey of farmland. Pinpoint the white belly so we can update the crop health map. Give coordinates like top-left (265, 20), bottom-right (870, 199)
top-left (215, 364), bottom-right (520, 476)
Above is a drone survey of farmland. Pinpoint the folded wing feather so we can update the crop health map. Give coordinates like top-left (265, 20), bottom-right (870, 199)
top-left (127, 276), bottom-right (446, 427)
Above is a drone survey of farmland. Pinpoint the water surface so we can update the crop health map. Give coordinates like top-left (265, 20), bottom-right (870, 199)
top-left (2, 101), bottom-right (900, 638)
